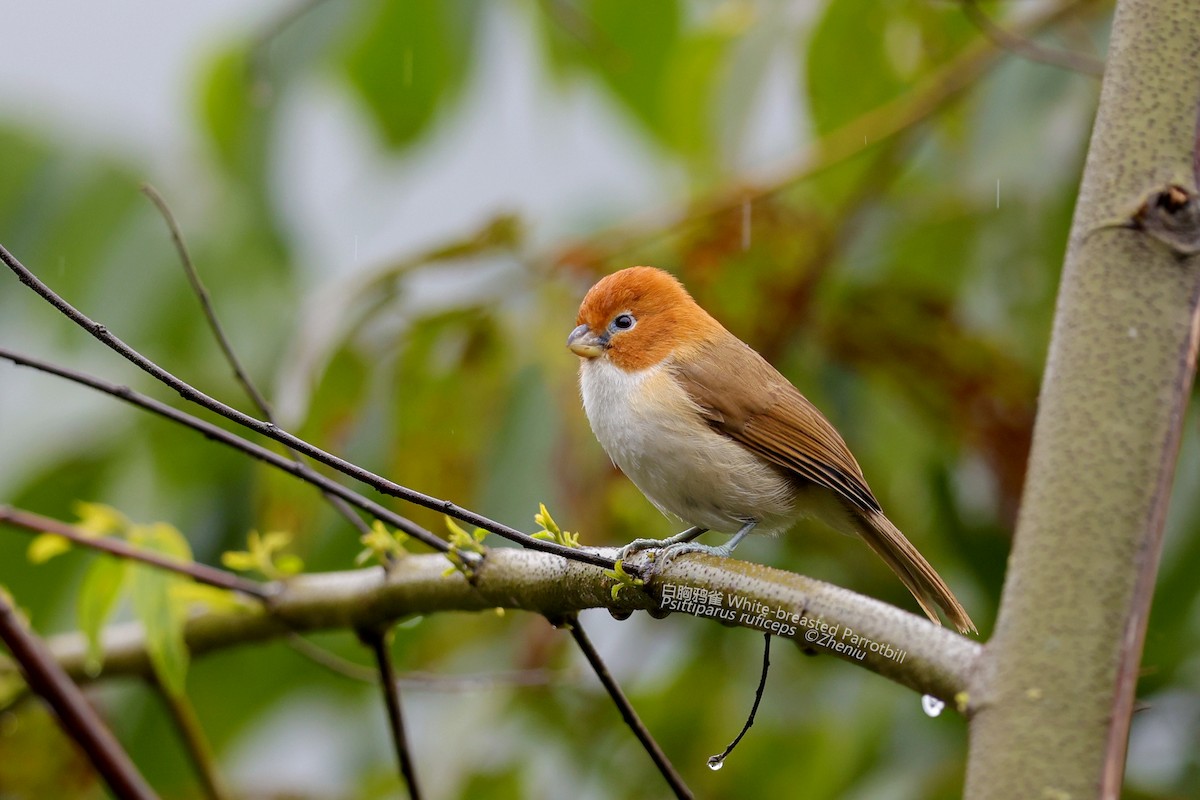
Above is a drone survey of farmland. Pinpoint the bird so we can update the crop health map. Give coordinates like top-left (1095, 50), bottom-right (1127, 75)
top-left (567, 266), bottom-right (976, 634)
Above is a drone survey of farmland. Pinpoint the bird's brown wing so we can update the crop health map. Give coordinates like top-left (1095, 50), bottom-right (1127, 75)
top-left (671, 337), bottom-right (881, 513)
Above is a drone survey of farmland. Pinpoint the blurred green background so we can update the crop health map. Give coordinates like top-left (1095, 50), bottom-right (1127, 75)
top-left (1, 0), bottom-right (1196, 798)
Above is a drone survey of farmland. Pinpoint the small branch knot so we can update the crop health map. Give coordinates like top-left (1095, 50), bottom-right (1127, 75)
top-left (1129, 183), bottom-right (1200, 257)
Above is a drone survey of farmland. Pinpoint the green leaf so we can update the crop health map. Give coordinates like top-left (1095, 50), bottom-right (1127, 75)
top-left (170, 583), bottom-right (253, 616)
top-left (805, 0), bottom-right (972, 137)
top-left (76, 557), bottom-right (129, 676)
top-left (342, 0), bottom-right (480, 149)
top-left (222, 530), bottom-right (304, 580)
top-left (197, 44), bottom-right (258, 176)
top-left (661, 30), bottom-right (732, 166)
top-left (128, 523), bottom-right (193, 697)
top-left (73, 502), bottom-right (128, 536)
top-left (26, 534), bottom-right (71, 565)
top-left (537, 0), bottom-right (681, 142)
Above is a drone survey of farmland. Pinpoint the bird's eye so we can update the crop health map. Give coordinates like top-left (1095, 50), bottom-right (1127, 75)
top-left (611, 313), bottom-right (636, 331)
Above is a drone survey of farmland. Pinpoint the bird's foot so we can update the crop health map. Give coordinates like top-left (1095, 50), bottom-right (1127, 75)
top-left (624, 520), bottom-right (757, 574)
top-left (616, 526), bottom-right (707, 566)
top-left (652, 540), bottom-right (738, 570)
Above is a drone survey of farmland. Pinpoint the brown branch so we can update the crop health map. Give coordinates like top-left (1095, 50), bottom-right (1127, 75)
top-left (0, 243), bottom-right (616, 572)
top-left (152, 684), bottom-right (229, 800)
top-left (0, 591), bottom-right (157, 800)
top-left (140, 184), bottom-right (374, 539)
top-left (360, 627), bottom-right (423, 800)
top-left (0, 507), bottom-right (271, 600)
top-left (0, 347), bottom-right (444, 553)
top-left (961, 0), bottom-right (1105, 77)
top-left (561, 615), bottom-right (692, 799)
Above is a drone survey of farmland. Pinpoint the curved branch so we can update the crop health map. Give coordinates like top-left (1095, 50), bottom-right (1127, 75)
top-left (0, 506), bottom-right (271, 600)
top-left (0, 244), bottom-right (614, 571)
top-left (0, 347), bottom-right (444, 552)
top-left (140, 183), bottom-right (373, 539)
top-left (961, 0), bottom-right (1105, 77)
top-left (0, 549), bottom-right (981, 708)
top-left (0, 592), bottom-right (156, 799)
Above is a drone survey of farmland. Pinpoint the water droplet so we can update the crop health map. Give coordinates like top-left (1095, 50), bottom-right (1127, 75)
top-left (707, 756), bottom-right (725, 771)
top-left (921, 694), bottom-right (944, 717)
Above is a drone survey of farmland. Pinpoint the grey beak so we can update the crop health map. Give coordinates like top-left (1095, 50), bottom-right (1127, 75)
top-left (567, 324), bottom-right (607, 358)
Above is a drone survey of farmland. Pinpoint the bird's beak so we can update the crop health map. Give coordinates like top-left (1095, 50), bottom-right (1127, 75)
top-left (567, 324), bottom-right (607, 358)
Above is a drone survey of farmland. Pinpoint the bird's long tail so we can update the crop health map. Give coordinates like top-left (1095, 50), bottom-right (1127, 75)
top-left (855, 510), bottom-right (976, 635)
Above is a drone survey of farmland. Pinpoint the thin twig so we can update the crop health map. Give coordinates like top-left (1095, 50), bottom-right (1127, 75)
top-left (0, 592), bottom-right (157, 800)
top-left (153, 683), bottom-right (229, 800)
top-left (140, 185), bottom-right (274, 420)
top-left (249, 0), bottom-right (333, 94)
top-left (564, 615), bottom-right (693, 800)
top-left (286, 634), bottom-right (560, 689)
top-left (707, 633), bottom-right (771, 770)
top-left (140, 184), bottom-right (372, 539)
top-left (961, 0), bottom-right (1105, 77)
top-left (360, 627), bottom-right (423, 800)
top-left (0, 348), bottom-right (445, 553)
top-left (0, 506), bottom-right (271, 600)
top-left (285, 634), bottom-right (378, 682)
top-left (0, 244), bottom-right (616, 571)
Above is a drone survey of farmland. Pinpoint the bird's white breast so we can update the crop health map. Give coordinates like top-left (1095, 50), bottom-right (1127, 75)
top-left (578, 357), bottom-right (797, 534)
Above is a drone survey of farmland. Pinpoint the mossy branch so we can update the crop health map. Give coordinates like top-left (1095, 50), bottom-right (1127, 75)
top-left (0, 548), bottom-right (980, 708)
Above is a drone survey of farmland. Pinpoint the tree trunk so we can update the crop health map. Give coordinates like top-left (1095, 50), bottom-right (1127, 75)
top-left (964, 1), bottom-right (1200, 797)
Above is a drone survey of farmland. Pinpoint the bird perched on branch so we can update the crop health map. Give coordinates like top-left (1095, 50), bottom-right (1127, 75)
top-left (567, 266), bottom-right (975, 634)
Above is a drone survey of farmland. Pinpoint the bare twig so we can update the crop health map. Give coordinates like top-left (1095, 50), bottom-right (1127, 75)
top-left (0, 591), bottom-right (157, 800)
top-left (286, 634), bottom-right (561, 689)
top-left (0, 348), bottom-right (444, 552)
top-left (140, 185), bottom-right (275, 422)
top-left (562, 615), bottom-right (693, 799)
top-left (0, 506), bottom-right (271, 600)
top-left (285, 633), bottom-right (379, 682)
top-left (0, 244), bottom-right (616, 571)
top-left (249, 0), bottom-right (334, 95)
top-left (140, 184), bottom-right (373, 539)
top-left (360, 627), bottom-right (423, 800)
top-left (961, 0), bottom-right (1105, 77)
top-left (153, 683), bottom-right (229, 800)
top-left (707, 633), bottom-right (771, 770)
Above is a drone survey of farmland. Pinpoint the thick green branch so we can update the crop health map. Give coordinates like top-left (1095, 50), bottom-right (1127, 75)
top-left (964, 0), bottom-right (1200, 796)
top-left (0, 550), bottom-right (979, 706)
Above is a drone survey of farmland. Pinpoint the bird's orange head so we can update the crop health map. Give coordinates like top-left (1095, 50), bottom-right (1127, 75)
top-left (567, 266), bottom-right (722, 371)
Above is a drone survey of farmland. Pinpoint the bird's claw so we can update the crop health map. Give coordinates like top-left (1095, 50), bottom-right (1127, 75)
top-left (615, 536), bottom-right (672, 565)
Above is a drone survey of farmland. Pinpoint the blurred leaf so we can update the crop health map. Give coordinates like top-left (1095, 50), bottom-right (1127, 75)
top-left (73, 501), bottom-right (128, 536)
top-left (662, 29), bottom-right (732, 168)
top-left (342, 0), bottom-right (481, 148)
top-left (222, 529), bottom-right (304, 579)
top-left (128, 523), bottom-right (192, 697)
top-left (385, 308), bottom-right (512, 532)
top-left (26, 534), bottom-right (71, 565)
top-left (198, 44), bottom-right (260, 177)
top-left (76, 556), bottom-right (129, 675)
top-left (806, 0), bottom-right (972, 136)
top-left (537, 0), bottom-right (681, 142)
top-left (356, 520), bottom-right (409, 566)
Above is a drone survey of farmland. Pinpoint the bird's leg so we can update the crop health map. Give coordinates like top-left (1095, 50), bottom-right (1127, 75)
top-left (616, 526), bottom-right (707, 563)
top-left (653, 519), bottom-right (758, 569)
